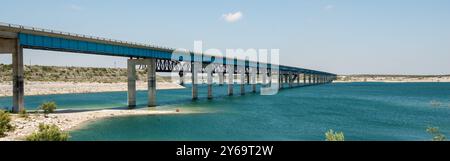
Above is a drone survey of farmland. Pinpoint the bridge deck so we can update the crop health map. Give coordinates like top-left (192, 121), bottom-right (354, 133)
top-left (0, 22), bottom-right (335, 76)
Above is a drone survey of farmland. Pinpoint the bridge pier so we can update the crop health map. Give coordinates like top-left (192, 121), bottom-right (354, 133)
top-left (308, 74), bottom-right (312, 85)
top-left (179, 71), bottom-right (184, 86)
top-left (127, 59), bottom-right (137, 108)
top-left (219, 72), bottom-right (224, 86)
top-left (12, 40), bottom-right (24, 113)
top-left (0, 35), bottom-right (24, 113)
top-left (303, 73), bottom-right (307, 85)
top-left (278, 74), bottom-right (282, 89)
top-left (251, 68), bottom-right (257, 93)
top-left (147, 59), bottom-right (156, 107)
top-left (192, 62), bottom-right (199, 100)
top-left (207, 70), bottom-right (213, 99)
top-left (297, 73), bottom-right (300, 87)
top-left (127, 58), bottom-right (157, 108)
top-left (261, 69), bottom-right (267, 86)
top-left (289, 73), bottom-right (294, 88)
top-left (227, 65), bottom-right (234, 96)
top-left (240, 68), bottom-right (245, 95)
top-left (284, 74), bottom-right (288, 88)
top-left (268, 72), bottom-right (272, 88)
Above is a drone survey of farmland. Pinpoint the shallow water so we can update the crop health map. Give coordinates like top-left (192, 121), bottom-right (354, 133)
top-left (1, 82), bottom-right (450, 140)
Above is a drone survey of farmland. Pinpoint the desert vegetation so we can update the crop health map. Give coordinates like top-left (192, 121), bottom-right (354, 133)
top-left (0, 64), bottom-right (172, 83)
top-left (0, 110), bottom-right (14, 137)
top-left (25, 123), bottom-right (69, 141)
top-left (325, 129), bottom-right (345, 141)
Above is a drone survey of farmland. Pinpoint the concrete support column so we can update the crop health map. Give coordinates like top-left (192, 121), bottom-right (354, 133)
top-left (127, 59), bottom-right (137, 108)
top-left (207, 70), bottom-right (213, 99)
top-left (227, 65), bottom-right (234, 96)
top-left (147, 58), bottom-right (156, 107)
top-left (284, 74), bottom-right (288, 88)
top-left (179, 71), bottom-right (184, 86)
top-left (12, 40), bottom-right (24, 113)
top-left (288, 74), bottom-right (293, 88)
top-left (251, 68), bottom-right (256, 93)
top-left (219, 71), bottom-right (224, 86)
top-left (297, 73), bottom-right (300, 87)
top-left (279, 74), bottom-right (282, 89)
top-left (246, 72), bottom-right (250, 85)
top-left (268, 72), bottom-right (272, 88)
top-left (240, 68), bottom-right (245, 95)
top-left (192, 62), bottom-right (199, 100)
top-left (303, 73), bottom-right (307, 84)
top-left (261, 69), bottom-right (267, 85)
top-left (308, 74), bottom-right (312, 84)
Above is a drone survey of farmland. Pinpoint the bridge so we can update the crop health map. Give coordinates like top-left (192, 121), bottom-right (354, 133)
top-left (0, 22), bottom-right (336, 113)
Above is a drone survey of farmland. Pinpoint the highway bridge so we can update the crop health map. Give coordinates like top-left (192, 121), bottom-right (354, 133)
top-left (0, 22), bottom-right (336, 113)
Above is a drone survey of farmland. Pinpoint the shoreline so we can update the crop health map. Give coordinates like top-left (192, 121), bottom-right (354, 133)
top-left (335, 75), bottom-right (450, 83)
top-left (0, 81), bottom-right (185, 97)
top-left (333, 81), bottom-right (450, 83)
top-left (0, 108), bottom-right (205, 141)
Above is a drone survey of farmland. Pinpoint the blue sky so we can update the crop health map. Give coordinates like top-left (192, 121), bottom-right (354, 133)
top-left (1, 0), bottom-right (450, 74)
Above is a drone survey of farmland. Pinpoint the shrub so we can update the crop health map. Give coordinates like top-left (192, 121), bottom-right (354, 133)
top-left (325, 129), bottom-right (345, 141)
top-left (25, 124), bottom-right (69, 141)
top-left (39, 101), bottom-right (57, 116)
top-left (427, 126), bottom-right (446, 141)
top-left (0, 110), bottom-right (15, 137)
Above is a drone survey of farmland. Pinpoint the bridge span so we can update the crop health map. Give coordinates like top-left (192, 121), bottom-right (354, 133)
top-left (0, 22), bottom-right (336, 113)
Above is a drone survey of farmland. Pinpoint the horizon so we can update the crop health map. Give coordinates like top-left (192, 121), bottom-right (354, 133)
top-left (1, 63), bottom-right (449, 76)
top-left (1, 0), bottom-right (450, 75)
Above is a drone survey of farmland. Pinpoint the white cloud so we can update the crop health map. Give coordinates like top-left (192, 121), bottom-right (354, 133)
top-left (222, 11), bottom-right (243, 23)
top-left (324, 5), bottom-right (334, 11)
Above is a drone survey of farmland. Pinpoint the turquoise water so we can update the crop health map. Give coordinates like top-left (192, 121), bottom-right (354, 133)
top-left (1, 83), bottom-right (450, 140)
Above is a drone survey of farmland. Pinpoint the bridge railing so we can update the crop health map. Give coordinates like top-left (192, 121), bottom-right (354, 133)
top-left (0, 22), bottom-right (176, 51)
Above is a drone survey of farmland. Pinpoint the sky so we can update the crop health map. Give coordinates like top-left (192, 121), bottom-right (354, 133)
top-left (1, 0), bottom-right (450, 75)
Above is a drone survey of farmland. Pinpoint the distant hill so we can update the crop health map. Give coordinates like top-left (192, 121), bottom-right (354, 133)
top-left (336, 74), bottom-right (450, 82)
top-left (0, 64), bottom-right (171, 83)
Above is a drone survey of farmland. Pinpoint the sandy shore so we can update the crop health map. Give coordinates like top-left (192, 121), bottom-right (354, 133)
top-left (0, 81), bottom-right (185, 97)
top-left (0, 108), bottom-right (201, 141)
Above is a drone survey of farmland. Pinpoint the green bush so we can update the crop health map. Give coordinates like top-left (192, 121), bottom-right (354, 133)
top-left (39, 101), bottom-right (57, 116)
top-left (0, 110), bottom-right (15, 137)
top-left (25, 124), bottom-right (69, 141)
top-left (325, 129), bottom-right (345, 141)
top-left (427, 126), bottom-right (446, 141)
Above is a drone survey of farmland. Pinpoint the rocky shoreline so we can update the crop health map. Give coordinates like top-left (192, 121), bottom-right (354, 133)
top-left (0, 108), bottom-right (200, 141)
top-left (0, 81), bottom-right (184, 97)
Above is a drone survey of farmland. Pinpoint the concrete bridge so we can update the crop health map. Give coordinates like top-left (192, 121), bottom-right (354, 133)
top-left (0, 22), bottom-right (336, 113)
